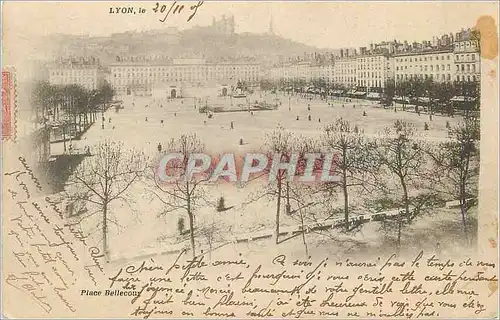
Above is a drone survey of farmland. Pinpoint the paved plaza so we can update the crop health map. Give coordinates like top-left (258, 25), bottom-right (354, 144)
top-left (54, 91), bottom-right (465, 261)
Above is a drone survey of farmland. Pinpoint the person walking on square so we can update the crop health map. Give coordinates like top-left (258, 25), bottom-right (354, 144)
top-left (158, 143), bottom-right (162, 153)
top-left (230, 121), bottom-right (234, 129)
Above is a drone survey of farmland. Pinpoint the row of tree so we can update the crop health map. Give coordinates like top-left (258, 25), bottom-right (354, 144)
top-left (251, 114), bottom-right (479, 252)
top-left (65, 115), bottom-right (479, 260)
top-left (384, 78), bottom-right (479, 116)
top-left (261, 77), bottom-right (479, 119)
top-left (31, 81), bottom-right (115, 134)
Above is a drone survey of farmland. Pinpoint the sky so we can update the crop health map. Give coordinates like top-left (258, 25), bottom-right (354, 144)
top-left (2, 1), bottom-right (498, 49)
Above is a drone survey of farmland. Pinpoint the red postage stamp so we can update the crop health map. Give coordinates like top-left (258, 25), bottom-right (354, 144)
top-left (2, 69), bottom-right (16, 140)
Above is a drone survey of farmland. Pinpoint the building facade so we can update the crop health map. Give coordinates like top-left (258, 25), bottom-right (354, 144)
top-left (109, 59), bottom-right (260, 96)
top-left (394, 49), bottom-right (454, 83)
top-left (49, 58), bottom-right (105, 90)
top-left (333, 57), bottom-right (357, 88)
top-left (453, 30), bottom-right (480, 82)
top-left (264, 27), bottom-right (480, 93)
top-left (356, 54), bottom-right (394, 90)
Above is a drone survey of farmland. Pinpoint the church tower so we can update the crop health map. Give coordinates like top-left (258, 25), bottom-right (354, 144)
top-left (268, 14), bottom-right (275, 35)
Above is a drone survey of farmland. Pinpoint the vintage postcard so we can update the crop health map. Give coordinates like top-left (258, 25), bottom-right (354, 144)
top-left (1, 1), bottom-right (499, 319)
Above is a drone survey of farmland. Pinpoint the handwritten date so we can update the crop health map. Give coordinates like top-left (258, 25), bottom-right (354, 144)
top-left (152, 1), bottom-right (204, 23)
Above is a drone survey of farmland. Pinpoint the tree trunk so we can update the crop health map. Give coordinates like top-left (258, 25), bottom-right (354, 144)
top-left (103, 201), bottom-right (109, 262)
top-left (397, 215), bottom-right (402, 250)
top-left (286, 182), bottom-right (290, 214)
top-left (188, 212), bottom-right (195, 258)
top-left (399, 175), bottom-right (411, 223)
top-left (459, 170), bottom-right (469, 243)
top-left (299, 208), bottom-right (308, 256)
top-left (275, 179), bottom-right (282, 244)
top-left (343, 168), bottom-right (349, 232)
top-left (459, 197), bottom-right (468, 241)
top-left (187, 194), bottom-right (196, 258)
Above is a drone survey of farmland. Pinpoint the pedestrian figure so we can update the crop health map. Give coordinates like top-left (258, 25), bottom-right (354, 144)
top-left (112, 126), bottom-right (115, 130)
top-left (161, 104), bottom-right (163, 108)
top-left (174, 112), bottom-right (177, 117)
top-left (230, 121), bottom-right (234, 129)
top-left (318, 118), bottom-right (321, 123)
top-left (307, 106), bottom-right (311, 111)
top-left (251, 111), bottom-right (254, 116)
top-left (204, 120), bottom-right (207, 125)
top-left (161, 120), bottom-right (164, 125)
top-left (158, 143), bottom-right (162, 152)
top-left (296, 116), bottom-right (299, 121)
top-left (145, 117), bottom-right (148, 122)
top-left (109, 118), bottom-right (111, 123)
top-left (239, 138), bottom-right (244, 145)
top-left (342, 104), bottom-right (344, 108)
top-left (363, 111), bottom-right (367, 116)
top-left (353, 104), bottom-right (356, 108)
top-left (308, 115), bottom-right (311, 121)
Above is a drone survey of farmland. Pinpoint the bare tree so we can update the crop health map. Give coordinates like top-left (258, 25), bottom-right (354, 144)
top-left (65, 140), bottom-right (148, 260)
top-left (278, 135), bottom-right (325, 254)
top-left (196, 219), bottom-right (229, 262)
top-left (376, 120), bottom-right (425, 247)
top-left (322, 118), bottom-right (378, 232)
top-left (151, 133), bottom-right (210, 258)
top-left (261, 126), bottom-right (295, 244)
top-left (426, 117), bottom-right (480, 242)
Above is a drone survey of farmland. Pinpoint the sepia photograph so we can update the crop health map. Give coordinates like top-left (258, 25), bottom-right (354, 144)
top-left (2, 1), bottom-right (498, 319)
